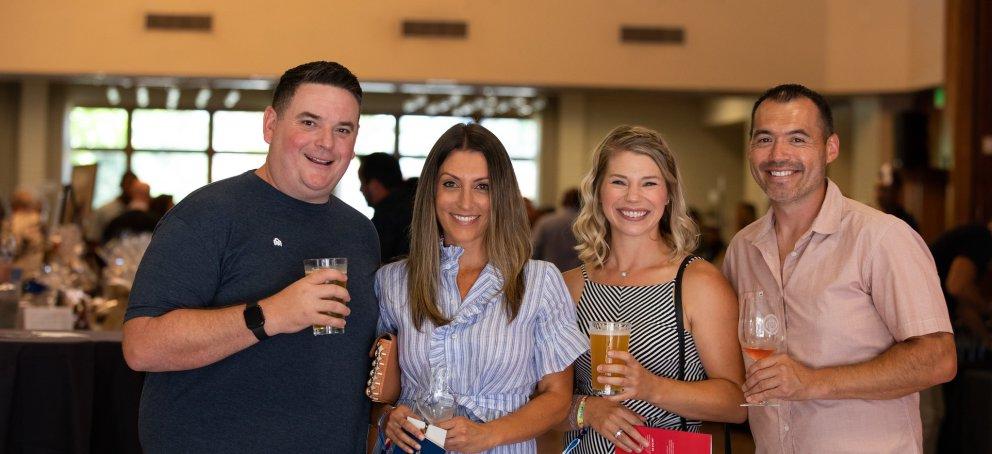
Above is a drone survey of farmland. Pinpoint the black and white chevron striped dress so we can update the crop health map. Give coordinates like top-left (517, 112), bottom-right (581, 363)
top-left (565, 262), bottom-right (707, 454)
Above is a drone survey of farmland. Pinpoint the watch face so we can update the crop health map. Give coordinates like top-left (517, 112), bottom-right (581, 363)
top-left (244, 304), bottom-right (264, 328)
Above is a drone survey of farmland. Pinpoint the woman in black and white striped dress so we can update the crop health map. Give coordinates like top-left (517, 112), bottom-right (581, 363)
top-left (557, 126), bottom-right (746, 453)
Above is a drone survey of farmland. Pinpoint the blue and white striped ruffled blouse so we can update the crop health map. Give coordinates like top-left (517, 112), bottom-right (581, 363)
top-left (376, 243), bottom-right (589, 454)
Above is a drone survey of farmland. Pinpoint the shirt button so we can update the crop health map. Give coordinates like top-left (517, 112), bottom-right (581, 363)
top-left (451, 334), bottom-right (458, 339)
top-left (783, 425), bottom-right (789, 431)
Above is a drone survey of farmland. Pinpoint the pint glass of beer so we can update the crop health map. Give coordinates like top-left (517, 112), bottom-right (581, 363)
top-left (303, 258), bottom-right (347, 335)
top-left (588, 321), bottom-right (631, 396)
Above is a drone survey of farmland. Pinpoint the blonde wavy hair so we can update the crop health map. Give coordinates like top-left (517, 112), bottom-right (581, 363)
top-left (407, 123), bottom-right (531, 330)
top-left (573, 125), bottom-right (699, 268)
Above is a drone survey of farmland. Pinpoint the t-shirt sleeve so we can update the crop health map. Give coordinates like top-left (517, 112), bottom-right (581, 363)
top-left (125, 214), bottom-right (222, 320)
top-left (533, 262), bottom-right (589, 378)
top-left (868, 220), bottom-right (954, 341)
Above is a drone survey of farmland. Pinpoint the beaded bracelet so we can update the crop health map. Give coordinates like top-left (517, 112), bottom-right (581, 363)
top-left (376, 405), bottom-right (396, 450)
top-left (378, 406), bottom-right (394, 425)
top-left (575, 395), bottom-right (590, 429)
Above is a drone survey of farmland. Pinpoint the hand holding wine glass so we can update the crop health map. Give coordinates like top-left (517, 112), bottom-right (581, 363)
top-left (417, 367), bottom-right (456, 424)
top-left (739, 290), bottom-right (785, 407)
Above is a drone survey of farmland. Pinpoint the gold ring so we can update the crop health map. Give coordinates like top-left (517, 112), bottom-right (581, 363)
top-left (615, 429), bottom-right (624, 439)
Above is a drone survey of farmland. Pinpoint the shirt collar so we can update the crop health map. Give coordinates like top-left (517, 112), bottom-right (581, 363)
top-left (747, 207), bottom-right (776, 245)
top-left (746, 178), bottom-right (843, 246)
top-left (435, 240), bottom-right (504, 329)
top-left (440, 240), bottom-right (464, 273)
top-left (809, 179), bottom-right (843, 235)
top-left (439, 240), bottom-right (502, 282)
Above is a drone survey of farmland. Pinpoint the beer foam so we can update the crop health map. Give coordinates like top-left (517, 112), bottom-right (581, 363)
top-left (588, 328), bottom-right (631, 336)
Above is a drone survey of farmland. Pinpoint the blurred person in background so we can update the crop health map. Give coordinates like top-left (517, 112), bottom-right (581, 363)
top-left (931, 218), bottom-right (992, 350)
top-left (523, 197), bottom-right (537, 227)
top-left (149, 194), bottom-right (174, 223)
top-left (930, 216), bottom-right (992, 453)
top-left (9, 189), bottom-right (46, 275)
top-left (876, 163), bottom-right (920, 233)
top-left (531, 187), bottom-right (582, 271)
top-left (1, 195), bottom-right (15, 282)
top-left (688, 207), bottom-right (725, 263)
top-left (358, 152), bottom-right (415, 263)
top-left (101, 181), bottom-right (157, 244)
top-left (85, 171), bottom-right (137, 243)
top-left (735, 201), bottom-right (757, 233)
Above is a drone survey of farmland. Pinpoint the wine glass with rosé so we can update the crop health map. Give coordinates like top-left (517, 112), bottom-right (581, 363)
top-left (739, 290), bottom-right (785, 407)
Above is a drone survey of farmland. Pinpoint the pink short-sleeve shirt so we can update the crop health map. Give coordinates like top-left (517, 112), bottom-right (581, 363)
top-left (722, 180), bottom-right (952, 454)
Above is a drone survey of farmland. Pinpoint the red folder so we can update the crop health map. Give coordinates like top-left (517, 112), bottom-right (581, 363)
top-left (614, 426), bottom-right (711, 454)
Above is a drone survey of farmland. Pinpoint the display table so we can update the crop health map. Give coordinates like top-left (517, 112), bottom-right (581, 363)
top-left (0, 329), bottom-right (143, 453)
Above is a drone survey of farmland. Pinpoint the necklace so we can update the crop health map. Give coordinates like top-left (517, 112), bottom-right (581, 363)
top-left (620, 271), bottom-right (629, 278)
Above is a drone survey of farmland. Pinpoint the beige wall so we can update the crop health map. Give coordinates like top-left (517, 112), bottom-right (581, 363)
top-left (16, 80), bottom-right (49, 187)
top-left (0, 0), bottom-right (942, 93)
top-left (907, 0), bottom-right (947, 89)
top-left (823, 0), bottom-right (944, 93)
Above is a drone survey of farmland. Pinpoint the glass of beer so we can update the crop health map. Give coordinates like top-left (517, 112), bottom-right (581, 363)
top-left (739, 290), bottom-right (785, 406)
top-left (588, 321), bottom-right (631, 396)
top-left (303, 257), bottom-right (347, 335)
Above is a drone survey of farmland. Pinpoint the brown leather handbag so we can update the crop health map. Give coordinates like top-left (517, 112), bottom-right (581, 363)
top-left (366, 333), bottom-right (400, 404)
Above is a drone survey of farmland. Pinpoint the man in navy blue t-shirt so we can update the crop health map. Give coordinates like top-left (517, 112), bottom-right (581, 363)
top-left (123, 61), bottom-right (380, 453)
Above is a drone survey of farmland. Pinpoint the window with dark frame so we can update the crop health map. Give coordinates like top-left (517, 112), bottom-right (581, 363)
top-left (70, 108), bottom-right (541, 217)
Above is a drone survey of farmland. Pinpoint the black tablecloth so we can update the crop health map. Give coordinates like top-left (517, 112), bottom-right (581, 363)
top-left (0, 330), bottom-right (143, 453)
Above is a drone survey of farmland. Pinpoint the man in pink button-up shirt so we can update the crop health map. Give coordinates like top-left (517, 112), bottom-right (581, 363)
top-left (722, 84), bottom-right (956, 454)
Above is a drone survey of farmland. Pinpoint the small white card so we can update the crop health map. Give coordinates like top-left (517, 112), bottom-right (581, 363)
top-left (406, 416), bottom-right (426, 431)
top-left (406, 416), bottom-right (448, 448)
top-left (22, 306), bottom-right (74, 330)
top-left (425, 425), bottom-right (447, 448)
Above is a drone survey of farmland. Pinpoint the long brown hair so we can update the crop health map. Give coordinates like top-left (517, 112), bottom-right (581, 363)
top-left (573, 125), bottom-right (699, 267)
top-left (407, 123), bottom-right (531, 330)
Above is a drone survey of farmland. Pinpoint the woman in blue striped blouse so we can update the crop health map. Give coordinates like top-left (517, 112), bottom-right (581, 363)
top-left (377, 123), bottom-right (589, 453)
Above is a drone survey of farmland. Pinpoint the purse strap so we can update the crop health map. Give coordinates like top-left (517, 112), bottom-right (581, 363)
top-left (673, 255), bottom-right (732, 454)
top-left (673, 255), bottom-right (694, 432)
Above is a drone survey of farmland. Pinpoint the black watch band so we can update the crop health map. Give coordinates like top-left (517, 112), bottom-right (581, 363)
top-left (243, 301), bottom-right (269, 341)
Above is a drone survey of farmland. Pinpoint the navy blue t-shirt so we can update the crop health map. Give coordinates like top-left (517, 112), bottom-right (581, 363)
top-left (126, 171), bottom-right (380, 453)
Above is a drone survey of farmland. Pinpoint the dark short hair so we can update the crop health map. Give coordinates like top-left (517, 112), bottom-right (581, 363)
top-left (120, 171), bottom-right (137, 188)
top-left (750, 83), bottom-right (834, 138)
top-left (119, 171), bottom-right (138, 204)
top-left (149, 194), bottom-right (174, 219)
top-left (271, 61), bottom-right (362, 113)
top-left (358, 152), bottom-right (404, 189)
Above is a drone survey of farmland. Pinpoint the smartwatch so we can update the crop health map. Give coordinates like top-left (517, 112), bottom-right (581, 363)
top-left (243, 301), bottom-right (269, 341)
